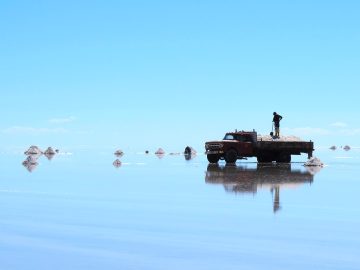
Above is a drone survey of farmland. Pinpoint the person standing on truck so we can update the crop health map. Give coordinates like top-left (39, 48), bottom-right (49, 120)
top-left (273, 112), bottom-right (283, 138)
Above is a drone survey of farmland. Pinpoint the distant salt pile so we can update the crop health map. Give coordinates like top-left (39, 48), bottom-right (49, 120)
top-left (329, 145), bottom-right (337, 150)
top-left (257, 135), bottom-right (302, 142)
top-left (184, 146), bottom-right (197, 155)
top-left (114, 149), bottom-right (124, 157)
top-left (24, 145), bottom-right (43, 155)
top-left (155, 148), bottom-right (165, 155)
top-left (304, 157), bottom-right (324, 167)
top-left (113, 159), bottom-right (122, 168)
top-left (343, 145), bottom-right (351, 151)
top-left (44, 147), bottom-right (56, 155)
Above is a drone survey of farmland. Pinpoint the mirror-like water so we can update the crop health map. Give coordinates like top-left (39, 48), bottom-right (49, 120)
top-left (0, 150), bottom-right (359, 270)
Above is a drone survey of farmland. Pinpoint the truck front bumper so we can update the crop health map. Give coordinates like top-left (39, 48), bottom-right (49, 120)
top-left (206, 150), bottom-right (224, 155)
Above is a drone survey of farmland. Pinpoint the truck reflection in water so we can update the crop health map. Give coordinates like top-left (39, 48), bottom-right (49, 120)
top-left (206, 163), bottom-right (319, 213)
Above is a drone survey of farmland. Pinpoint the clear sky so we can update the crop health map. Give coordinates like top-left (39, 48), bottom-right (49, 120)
top-left (1, 0), bottom-right (359, 152)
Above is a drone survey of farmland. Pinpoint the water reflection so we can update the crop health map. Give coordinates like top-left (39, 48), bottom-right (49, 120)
top-left (44, 152), bottom-right (55, 161)
top-left (22, 148), bottom-right (57, 172)
top-left (113, 159), bottom-right (122, 168)
top-left (184, 146), bottom-right (197, 160)
top-left (22, 154), bottom-right (41, 172)
top-left (205, 163), bottom-right (318, 213)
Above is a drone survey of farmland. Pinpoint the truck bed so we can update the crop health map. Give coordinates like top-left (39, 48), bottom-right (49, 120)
top-left (256, 140), bottom-right (314, 156)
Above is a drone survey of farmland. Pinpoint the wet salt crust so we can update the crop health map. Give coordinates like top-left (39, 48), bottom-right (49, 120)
top-left (0, 150), bottom-right (359, 270)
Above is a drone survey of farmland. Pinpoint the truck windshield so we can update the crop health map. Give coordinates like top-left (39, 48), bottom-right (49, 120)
top-left (223, 134), bottom-right (234, 140)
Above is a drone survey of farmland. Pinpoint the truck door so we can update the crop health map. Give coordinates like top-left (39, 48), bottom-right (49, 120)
top-left (237, 135), bottom-right (253, 156)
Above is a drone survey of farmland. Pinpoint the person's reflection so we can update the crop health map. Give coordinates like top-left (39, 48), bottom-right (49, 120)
top-left (205, 163), bottom-right (319, 213)
top-left (271, 186), bottom-right (281, 213)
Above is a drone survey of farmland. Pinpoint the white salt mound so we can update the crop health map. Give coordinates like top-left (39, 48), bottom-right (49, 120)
top-left (155, 148), bottom-right (165, 155)
top-left (257, 135), bottom-right (302, 142)
top-left (184, 146), bottom-right (197, 155)
top-left (304, 157), bottom-right (323, 167)
top-left (25, 145), bottom-right (43, 155)
top-left (114, 150), bottom-right (124, 157)
top-left (44, 147), bottom-right (56, 155)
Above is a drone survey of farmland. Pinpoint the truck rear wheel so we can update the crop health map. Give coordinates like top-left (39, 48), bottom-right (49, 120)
top-left (257, 153), bottom-right (274, 163)
top-left (207, 154), bottom-right (220, 163)
top-left (224, 149), bottom-right (237, 164)
top-left (276, 153), bottom-right (291, 163)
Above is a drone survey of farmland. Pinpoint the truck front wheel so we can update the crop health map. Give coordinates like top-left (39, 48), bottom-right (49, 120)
top-left (225, 149), bottom-right (237, 164)
top-left (207, 154), bottom-right (220, 163)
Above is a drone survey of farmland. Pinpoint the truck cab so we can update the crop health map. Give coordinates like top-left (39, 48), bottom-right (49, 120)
top-left (205, 131), bottom-right (257, 163)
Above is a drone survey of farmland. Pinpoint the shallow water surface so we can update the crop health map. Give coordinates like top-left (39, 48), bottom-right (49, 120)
top-left (0, 150), bottom-right (359, 270)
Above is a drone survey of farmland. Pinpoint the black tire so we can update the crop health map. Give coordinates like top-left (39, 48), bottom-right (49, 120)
top-left (224, 149), bottom-right (237, 164)
top-left (207, 154), bottom-right (220, 163)
top-left (257, 153), bottom-right (275, 163)
top-left (276, 153), bottom-right (291, 163)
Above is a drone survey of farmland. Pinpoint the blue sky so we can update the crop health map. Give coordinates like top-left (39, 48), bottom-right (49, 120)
top-left (1, 0), bottom-right (359, 152)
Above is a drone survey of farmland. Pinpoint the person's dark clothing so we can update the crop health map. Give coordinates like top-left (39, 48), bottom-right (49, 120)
top-left (273, 114), bottom-right (283, 127)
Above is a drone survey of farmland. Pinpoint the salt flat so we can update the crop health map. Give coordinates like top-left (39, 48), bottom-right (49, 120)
top-left (0, 149), bottom-right (359, 270)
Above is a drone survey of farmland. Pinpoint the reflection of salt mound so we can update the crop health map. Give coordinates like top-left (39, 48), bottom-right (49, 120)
top-left (155, 148), bottom-right (165, 155)
top-left (25, 145), bottom-right (43, 155)
top-left (23, 162), bottom-right (38, 172)
top-left (304, 157), bottom-right (323, 167)
top-left (44, 153), bottom-right (55, 160)
top-left (329, 145), bottom-right (337, 150)
top-left (257, 135), bottom-right (302, 141)
top-left (22, 156), bottom-right (39, 172)
top-left (155, 148), bottom-right (165, 159)
top-left (23, 155), bottom-right (39, 165)
top-left (343, 145), bottom-right (351, 151)
top-left (113, 159), bottom-right (122, 168)
top-left (114, 150), bottom-right (124, 157)
top-left (184, 146), bottom-right (197, 160)
top-left (305, 165), bottom-right (323, 175)
top-left (44, 147), bottom-right (56, 155)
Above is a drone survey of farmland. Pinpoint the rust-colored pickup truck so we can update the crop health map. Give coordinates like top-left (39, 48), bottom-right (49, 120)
top-left (205, 130), bottom-right (314, 164)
